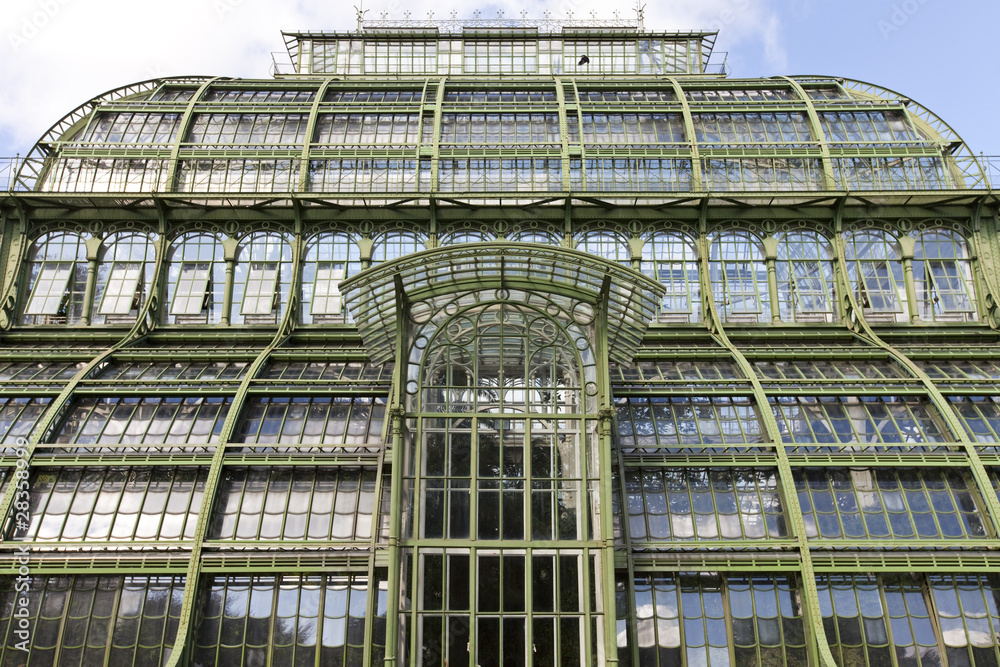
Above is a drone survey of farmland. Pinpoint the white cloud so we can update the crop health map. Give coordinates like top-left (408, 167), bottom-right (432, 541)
top-left (0, 0), bottom-right (786, 155)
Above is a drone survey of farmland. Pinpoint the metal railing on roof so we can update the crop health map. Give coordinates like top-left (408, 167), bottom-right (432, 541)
top-left (4, 154), bottom-right (1000, 194)
top-left (0, 156), bottom-right (28, 192)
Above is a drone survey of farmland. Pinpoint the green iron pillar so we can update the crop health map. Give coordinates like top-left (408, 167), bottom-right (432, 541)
top-left (900, 235), bottom-right (921, 324)
top-left (763, 235), bottom-right (781, 324)
top-left (221, 236), bottom-right (238, 326)
top-left (81, 236), bottom-right (102, 325)
top-left (596, 278), bottom-right (620, 666)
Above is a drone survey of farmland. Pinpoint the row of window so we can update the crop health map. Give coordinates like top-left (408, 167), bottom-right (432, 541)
top-left (13, 466), bottom-right (381, 544)
top-left (7, 463), bottom-right (1000, 545)
top-left (74, 110), bottom-right (923, 148)
top-left (147, 84), bottom-right (849, 106)
top-left (303, 37), bottom-right (704, 75)
top-left (615, 395), bottom-right (1000, 451)
top-left (41, 155), bottom-right (958, 193)
top-left (0, 574), bottom-right (387, 666)
top-left (18, 228), bottom-right (980, 326)
top-left (2, 393), bottom-right (995, 452)
top-left (3, 571), bottom-right (996, 666)
top-left (620, 466), bottom-right (995, 544)
top-left (623, 572), bottom-right (1000, 667)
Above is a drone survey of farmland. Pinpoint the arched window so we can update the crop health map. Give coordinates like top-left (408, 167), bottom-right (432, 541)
top-left (22, 232), bottom-right (88, 325)
top-left (91, 233), bottom-right (157, 325)
top-left (577, 230), bottom-right (630, 266)
top-left (708, 232), bottom-right (770, 323)
top-left (371, 231), bottom-right (426, 264)
top-left (844, 231), bottom-right (906, 323)
top-left (232, 232), bottom-right (293, 325)
top-left (642, 232), bottom-right (701, 323)
top-left (408, 299), bottom-right (600, 663)
top-left (776, 231), bottom-right (837, 323)
top-left (164, 233), bottom-right (225, 325)
top-left (508, 230), bottom-right (560, 245)
top-left (301, 233), bottom-right (361, 324)
top-left (439, 230), bottom-right (496, 245)
top-left (913, 230), bottom-right (977, 322)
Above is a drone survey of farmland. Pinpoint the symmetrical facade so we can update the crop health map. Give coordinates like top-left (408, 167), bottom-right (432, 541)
top-left (1, 15), bottom-right (1000, 666)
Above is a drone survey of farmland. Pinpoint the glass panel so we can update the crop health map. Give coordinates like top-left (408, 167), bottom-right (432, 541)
top-left (642, 233), bottom-right (701, 323)
top-left (97, 262), bottom-right (143, 315)
top-left (462, 41), bottom-right (538, 74)
top-left (580, 113), bottom-right (685, 146)
top-left (795, 467), bottom-right (987, 542)
top-left (635, 573), bottom-right (807, 666)
top-left (192, 575), bottom-right (378, 665)
top-left (51, 397), bottom-right (232, 450)
top-left (817, 574), bottom-right (943, 666)
top-left (948, 396), bottom-right (1000, 446)
top-left (0, 575), bottom-right (184, 664)
top-left (702, 158), bottom-right (824, 191)
top-left (776, 231), bottom-right (837, 322)
top-left (185, 114), bottom-right (309, 146)
top-left (0, 397), bottom-right (52, 443)
top-left (771, 396), bottom-right (950, 450)
top-left (584, 158), bottom-right (692, 191)
top-left (693, 112), bottom-right (812, 146)
top-left (930, 574), bottom-right (1000, 666)
top-left (438, 158), bottom-right (562, 192)
top-left (623, 468), bottom-right (787, 542)
top-left (170, 262), bottom-right (211, 316)
top-left (240, 262), bottom-right (279, 315)
top-left (833, 157), bottom-right (948, 190)
top-left (819, 111), bottom-right (925, 145)
top-left (610, 360), bottom-right (744, 387)
top-left (364, 40), bottom-right (438, 74)
top-left (913, 230), bottom-right (977, 322)
top-left (709, 233), bottom-right (770, 323)
top-left (208, 467), bottom-right (377, 542)
top-left (232, 396), bottom-right (386, 452)
top-left (309, 158), bottom-right (422, 192)
top-left (12, 466), bottom-right (207, 542)
top-left (25, 262), bottom-right (73, 315)
top-left (615, 396), bottom-right (767, 453)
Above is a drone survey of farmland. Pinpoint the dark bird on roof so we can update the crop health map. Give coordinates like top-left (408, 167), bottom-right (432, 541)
top-left (578, 55), bottom-right (590, 66)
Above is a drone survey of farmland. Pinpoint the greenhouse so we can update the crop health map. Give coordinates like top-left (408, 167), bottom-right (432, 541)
top-left (0, 13), bottom-right (999, 667)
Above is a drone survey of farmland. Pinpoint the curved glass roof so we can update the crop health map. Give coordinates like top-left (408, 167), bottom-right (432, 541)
top-left (13, 74), bottom-right (985, 195)
top-left (340, 243), bottom-right (665, 365)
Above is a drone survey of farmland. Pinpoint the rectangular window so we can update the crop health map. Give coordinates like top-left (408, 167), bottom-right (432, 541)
top-left (927, 260), bottom-right (974, 312)
top-left (25, 262), bottom-right (73, 315)
top-left (240, 262), bottom-right (279, 315)
top-left (98, 262), bottom-right (143, 315)
top-left (209, 466), bottom-right (379, 542)
top-left (0, 576), bottom-right (186, 664)
top-left (858, 259), bottom-right (902, 312)
top-left (770, 395), bottom-right (949, 449)
top-left (790, 260), bottom-right (832, 313)
top-left (624, 468), bottom-right (786, 542)
top-left (795, 467), bottom-right (987, 541)
top-left (312, 264), bottom-right (345, 315)
top-left (170, 262), bottom-right (211, 315)
top-left (723, 262), bottom-right (763, 313)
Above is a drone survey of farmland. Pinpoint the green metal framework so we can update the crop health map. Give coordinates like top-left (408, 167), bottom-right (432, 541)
top-left (1, 21), bottom-right (1000, 667)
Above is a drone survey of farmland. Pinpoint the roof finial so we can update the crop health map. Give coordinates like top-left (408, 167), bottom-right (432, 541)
top-left (634, 2), bottom-right (646, 31)
top-left (354, 1), bottom-right (369, 32)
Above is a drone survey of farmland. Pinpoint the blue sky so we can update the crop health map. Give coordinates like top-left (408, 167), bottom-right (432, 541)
top-left (1, 0), bottom-right (996, 157)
